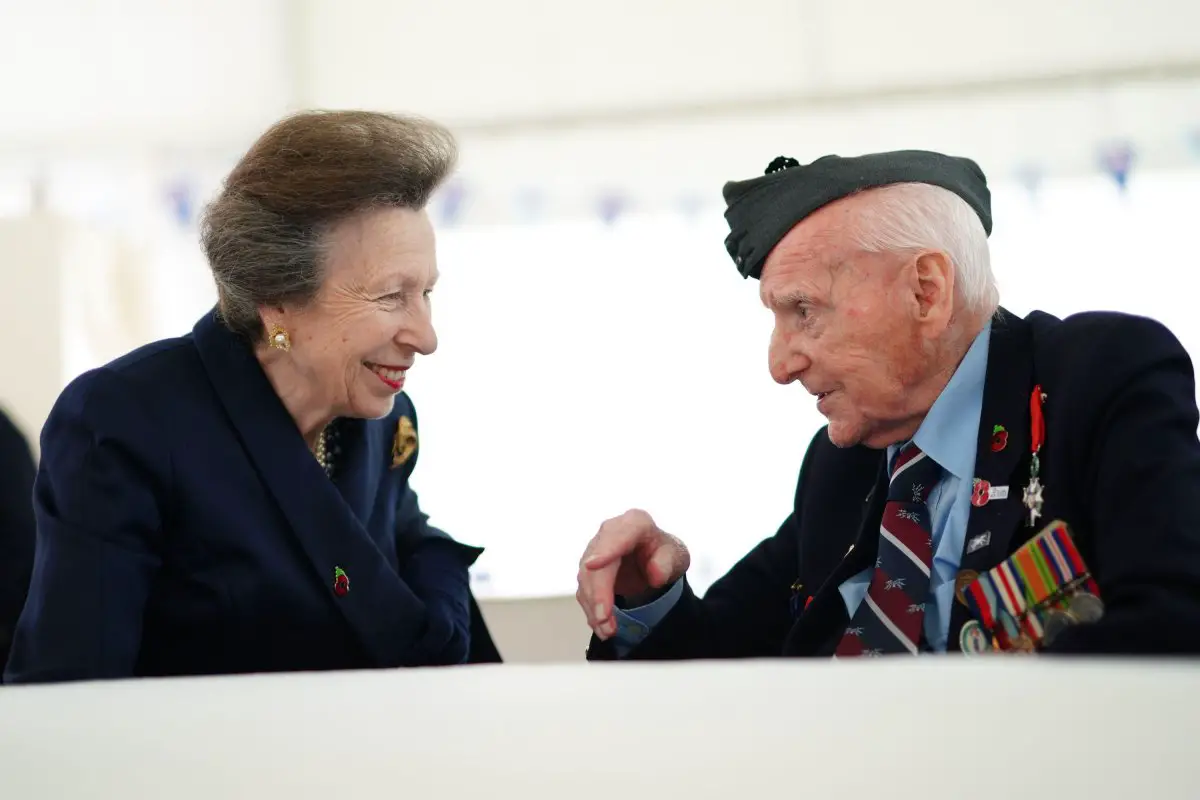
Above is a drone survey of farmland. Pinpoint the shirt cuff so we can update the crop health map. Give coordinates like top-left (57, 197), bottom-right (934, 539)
top-left (611, 579), bottom-right (684, 656)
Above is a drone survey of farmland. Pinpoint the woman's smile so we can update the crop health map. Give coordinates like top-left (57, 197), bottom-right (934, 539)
top-left (364, 360), bottom-right (408, 391)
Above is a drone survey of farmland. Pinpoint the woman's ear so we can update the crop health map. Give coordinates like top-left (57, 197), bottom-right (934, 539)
top-left (259, 305), bottom-right (291, 351)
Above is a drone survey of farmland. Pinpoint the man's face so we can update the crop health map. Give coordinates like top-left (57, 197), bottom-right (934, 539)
top-left (758, 195), bottom-right (952, 449)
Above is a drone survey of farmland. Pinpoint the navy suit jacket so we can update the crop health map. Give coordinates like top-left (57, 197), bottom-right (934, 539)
top-left (5, 310), bottom-right (501, 683)
top-left (0, 405), bottom-right (36, 671)
top-left (588, 308), bottom-right (1200, 659)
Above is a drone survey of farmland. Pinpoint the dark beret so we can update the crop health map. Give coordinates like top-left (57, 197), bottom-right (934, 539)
top-left (722, 150), bottom-right (992, 280)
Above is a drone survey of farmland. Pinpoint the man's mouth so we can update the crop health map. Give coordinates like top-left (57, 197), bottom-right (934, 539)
top-left (813, 389), bottom-right (836, 409)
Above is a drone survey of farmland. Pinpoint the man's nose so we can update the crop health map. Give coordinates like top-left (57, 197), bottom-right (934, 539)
top-left (768, 330), bottom-right (808, 385)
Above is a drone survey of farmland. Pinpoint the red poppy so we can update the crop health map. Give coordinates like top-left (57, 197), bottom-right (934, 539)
top-left (333, 567), bottom-right (350, 597)
top-left (991, 428), bottom-right (1008, 452)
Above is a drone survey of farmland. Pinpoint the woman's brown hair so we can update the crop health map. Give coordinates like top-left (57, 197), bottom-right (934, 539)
top-left (200, 110), bottom-right (456, 339)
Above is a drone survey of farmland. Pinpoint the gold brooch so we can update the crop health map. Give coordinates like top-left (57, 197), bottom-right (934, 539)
top-left (391, 416), bottom-right (417, 468)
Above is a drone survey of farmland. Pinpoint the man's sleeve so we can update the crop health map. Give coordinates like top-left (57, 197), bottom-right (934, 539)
top-left (1047, 314), bottom-right (1200, 655)
top-left (586, 429), bottom-right (832, 662)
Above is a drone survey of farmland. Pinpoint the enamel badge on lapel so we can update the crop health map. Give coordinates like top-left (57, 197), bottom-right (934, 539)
top-left (391, 415), bottom-right (417, 469)
top-left (966, 530), bottom-right (991, 554)
top-left (1023, 386), bottom-right (1047, 526)
top-left (991, 424), bottom-right (1008, 453)
top-left (333, 566), bottom-right (350, 597)
top-left (971, 479), bottom-right (990, 507)
top-left (971, 478), bottom-right (1009, 507)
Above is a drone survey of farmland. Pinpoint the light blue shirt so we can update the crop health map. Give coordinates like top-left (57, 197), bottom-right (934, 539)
top-left (611, 321), bottom-right (992, 656)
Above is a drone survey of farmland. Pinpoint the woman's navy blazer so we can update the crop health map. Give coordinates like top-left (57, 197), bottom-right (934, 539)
top-left (4, 309), bottom-right (501, 683)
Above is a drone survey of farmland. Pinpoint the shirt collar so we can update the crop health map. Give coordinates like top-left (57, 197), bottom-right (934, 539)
top-left (890, 320), bottom-right (992, 481)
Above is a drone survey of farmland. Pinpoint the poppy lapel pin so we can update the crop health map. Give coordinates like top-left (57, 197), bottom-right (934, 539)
top-left (333, 566), bottom-right (350, 597)
top-left (991, 424), bottom-right (1008, 453)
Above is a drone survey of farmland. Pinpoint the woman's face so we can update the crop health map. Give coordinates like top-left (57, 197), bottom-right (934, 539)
top-left (270, 206), bottom-right (439, 422)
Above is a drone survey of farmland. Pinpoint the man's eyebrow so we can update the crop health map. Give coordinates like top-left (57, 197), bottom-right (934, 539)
top-left (762, 288), bottom-right (813, 308)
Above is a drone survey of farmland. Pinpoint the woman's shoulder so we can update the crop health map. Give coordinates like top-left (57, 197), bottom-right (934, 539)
top-left (98, 332), bottom-right (203, 384)
top-left (52, 334), bottom-right (205, 432)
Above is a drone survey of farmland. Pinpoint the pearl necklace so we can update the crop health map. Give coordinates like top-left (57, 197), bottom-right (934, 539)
top-left (312, 422), bottom-right (337, 478)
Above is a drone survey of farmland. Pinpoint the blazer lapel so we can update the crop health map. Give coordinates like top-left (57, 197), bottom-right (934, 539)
top-left (946, 308), bottom-right (1037, 651)
top-left (785, 454), bottom-right (888, 655)
top-left (191, 310), bottom-right (422, 667)
top-left (332, 416), bottom-right (385, 516)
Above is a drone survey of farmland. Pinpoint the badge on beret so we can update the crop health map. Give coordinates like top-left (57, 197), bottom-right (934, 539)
top-left (391, 415), bottom-right (417, 468)
top-left (958, 519), bottom-right (1103, 654)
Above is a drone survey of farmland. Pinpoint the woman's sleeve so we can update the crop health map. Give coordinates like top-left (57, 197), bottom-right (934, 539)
top-left (394, 484), bottom-right (483, 666)
top-left (3, 368), bottom-right (167, 683)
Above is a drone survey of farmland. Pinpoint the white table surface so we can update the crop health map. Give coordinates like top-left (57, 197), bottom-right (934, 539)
top-left (1, 658), bottom-right (1196, 799)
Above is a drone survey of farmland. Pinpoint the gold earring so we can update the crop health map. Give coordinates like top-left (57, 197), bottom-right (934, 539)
top-left (268, 324), bottom-right (291, 352)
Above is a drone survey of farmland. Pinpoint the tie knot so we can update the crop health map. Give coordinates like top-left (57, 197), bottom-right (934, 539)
top-left (889, 442), bottom-right (941, 504)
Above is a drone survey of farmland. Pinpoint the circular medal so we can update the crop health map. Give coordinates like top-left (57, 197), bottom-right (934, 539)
top-left (954, 570), bottom-right (979, 607)
top-left (1041, 607), bottom-right (1075, 646)
top-left (958, 620), bottom-right (991, 655)
top-left (1068, 592), bottom-right (1105, 624)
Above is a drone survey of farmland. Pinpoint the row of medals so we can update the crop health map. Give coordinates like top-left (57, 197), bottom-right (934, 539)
top-left (953, 570), bottom-right (1105, 654)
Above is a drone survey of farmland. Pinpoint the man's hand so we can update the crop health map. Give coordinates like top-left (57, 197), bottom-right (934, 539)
top-left (576, 509), bottom-right (690, 640)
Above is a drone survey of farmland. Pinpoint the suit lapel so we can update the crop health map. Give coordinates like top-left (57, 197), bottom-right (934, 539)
top-left (946, 308), bottom-right (1036, 651)
top-left (785, 454), bottom-right (888, 655)
top-left (191, 310), bottom-right (420, 667)
top-left (332, 416), bottom-right (385, 515)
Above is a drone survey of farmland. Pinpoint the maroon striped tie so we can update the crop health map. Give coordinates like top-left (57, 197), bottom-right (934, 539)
top-left (836, 443), bottom-right (942, 657)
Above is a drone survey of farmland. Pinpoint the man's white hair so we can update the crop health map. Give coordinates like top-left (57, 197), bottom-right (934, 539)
top-left (848, 182), bottom-right (999, 316)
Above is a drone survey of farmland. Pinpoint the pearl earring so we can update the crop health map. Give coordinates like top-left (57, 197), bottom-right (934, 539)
top-left (268, 324), bottom-right (291, 352)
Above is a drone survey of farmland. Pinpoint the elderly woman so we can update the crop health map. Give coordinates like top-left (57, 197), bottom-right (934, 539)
top-left (5, 111), bottom-right (501, 682)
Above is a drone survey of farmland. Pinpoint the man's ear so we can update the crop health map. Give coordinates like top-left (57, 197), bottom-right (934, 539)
top-left (913, 250), bottom-right (954, 331)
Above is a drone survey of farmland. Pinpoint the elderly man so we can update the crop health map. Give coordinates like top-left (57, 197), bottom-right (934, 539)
top-left (577, 151), bottom-right (1200, 657)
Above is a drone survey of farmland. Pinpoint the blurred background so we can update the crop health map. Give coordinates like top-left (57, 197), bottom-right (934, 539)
top-left (1, 0), bottom-right (1198, 657)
